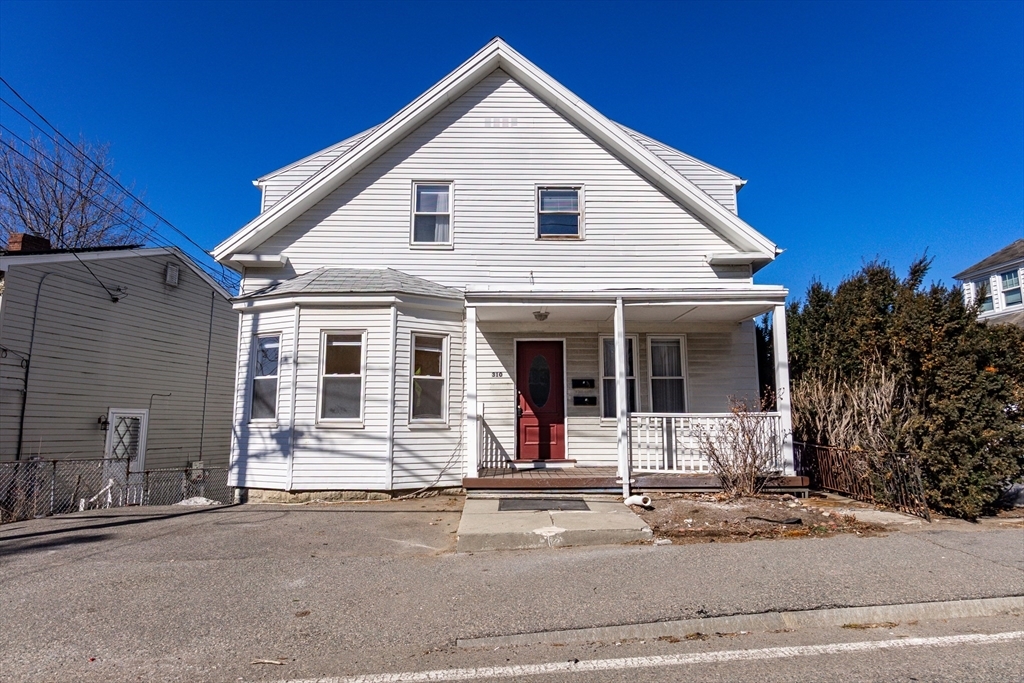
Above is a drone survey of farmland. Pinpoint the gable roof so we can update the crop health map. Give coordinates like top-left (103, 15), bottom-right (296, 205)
top-left (954, 239), bottom-right (1024, 281)
top-left (0, 246), bottom-right (234, 300)
top-left (214, 38), bottom-right (778, 263)
top-left (237, 267), bottom-right (463, 301)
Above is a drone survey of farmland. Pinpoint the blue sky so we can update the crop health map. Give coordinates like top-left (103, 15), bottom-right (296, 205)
top-left (1, 0), bottom-right (1021, 299)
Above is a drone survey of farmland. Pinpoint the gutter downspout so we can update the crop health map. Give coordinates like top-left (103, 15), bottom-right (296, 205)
top-left (15, 271), bottom-right (56, 461)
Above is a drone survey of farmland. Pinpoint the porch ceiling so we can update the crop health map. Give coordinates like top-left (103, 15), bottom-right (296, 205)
top-left (472, 301), bottom-right (777, 324)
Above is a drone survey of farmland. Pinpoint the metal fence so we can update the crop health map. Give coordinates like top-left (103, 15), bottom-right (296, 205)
top-left (794, 442), bottom-right (931, 521)
top-left (0, 458), bottom-right (231, 524)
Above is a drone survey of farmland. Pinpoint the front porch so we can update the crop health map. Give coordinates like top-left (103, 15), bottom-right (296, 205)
top-left (463, 289), bottom-right (797, 496)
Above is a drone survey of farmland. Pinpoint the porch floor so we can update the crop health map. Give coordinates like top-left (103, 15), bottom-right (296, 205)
top-left (464, 467), bottom-right (809, 493)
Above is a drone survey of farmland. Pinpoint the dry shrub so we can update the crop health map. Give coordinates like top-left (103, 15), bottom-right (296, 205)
top-left (696, 395), bottom-right (783, 497)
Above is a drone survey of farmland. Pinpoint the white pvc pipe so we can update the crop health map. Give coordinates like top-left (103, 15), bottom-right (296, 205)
top-left (624, 494), bottom-right (652, 508)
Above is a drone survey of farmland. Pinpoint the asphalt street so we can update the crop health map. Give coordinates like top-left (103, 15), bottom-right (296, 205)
top-left (1, 499), bottom-right (1022, 682)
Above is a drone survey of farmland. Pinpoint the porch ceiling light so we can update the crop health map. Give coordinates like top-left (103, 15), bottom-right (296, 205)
top-left (533, 310), bottom-right (549, 322)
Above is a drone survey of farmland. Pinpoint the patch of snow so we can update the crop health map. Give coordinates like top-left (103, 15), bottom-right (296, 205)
top-left (176, 496), bottom-right (221, 506)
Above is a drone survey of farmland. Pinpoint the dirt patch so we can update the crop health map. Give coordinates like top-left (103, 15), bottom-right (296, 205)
top-left (634, 493), bottom-right (885, 544)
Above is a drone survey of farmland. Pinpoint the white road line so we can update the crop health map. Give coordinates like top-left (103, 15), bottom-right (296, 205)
top-left (273, 631), bottom-right (1024, 683)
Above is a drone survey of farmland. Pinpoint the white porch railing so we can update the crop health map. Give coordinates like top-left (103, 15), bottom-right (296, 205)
top-left (629, 412), bottom-right (784, 473)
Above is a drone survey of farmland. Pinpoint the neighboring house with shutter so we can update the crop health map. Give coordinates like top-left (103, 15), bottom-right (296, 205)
top-left (214, 39), bottom-right (800, 498)
top-left (954, 239), bottom-right (1024, 328)
top-left (0, 235), bottom-right (237, 474)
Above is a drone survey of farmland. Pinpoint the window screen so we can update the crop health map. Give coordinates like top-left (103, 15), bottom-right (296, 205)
top-left (321, 334), bottom-right (363, 420)
top-left (413, 184), bottom-right (451, 243)
top-left (412, 335), bottom-right (445, 420)
top-left (601, 337), bottom-right (637, 418)
top-left (538, 188), bottom-right (580, 237)
top-left (250, 335), bottom-right (280, 420)
top-left (650, 339), bottom-right (685, 413)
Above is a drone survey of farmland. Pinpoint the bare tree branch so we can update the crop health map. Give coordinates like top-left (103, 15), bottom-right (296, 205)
top-left (0, 132), bottom-right (150, 248)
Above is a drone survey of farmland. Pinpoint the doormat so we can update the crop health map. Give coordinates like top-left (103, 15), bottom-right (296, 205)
top-left (498, 498), bottom-right (590, 512)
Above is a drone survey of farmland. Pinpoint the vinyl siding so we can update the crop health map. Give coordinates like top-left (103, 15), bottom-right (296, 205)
top-left (475, 322), bottom-right (761, 467)
top-left (244, 69), bottom-right (750, 292)
top-left (291, 307), bottom-right (393, 490)
top-left (229, 308), bottom-right (294, 488)
top-left (391, 306), bottom-right (465, 489)
top-left (0, 254), bottom-right (236, 470)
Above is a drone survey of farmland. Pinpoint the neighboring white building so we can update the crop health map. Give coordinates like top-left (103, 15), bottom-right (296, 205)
top-left (214, 39), bottom-right (796, 497)
top-left (0, 237), bottom-right (238, 472)
top-left (954, 239), bottom-right (1024, 327)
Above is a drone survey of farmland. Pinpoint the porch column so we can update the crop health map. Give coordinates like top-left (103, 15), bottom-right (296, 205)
top-left (465, 306), bottom-right (480, 479)
top-left (773, 304), bottom-right (795, 475)
top-left (614, 297), bottom-right (631, 497)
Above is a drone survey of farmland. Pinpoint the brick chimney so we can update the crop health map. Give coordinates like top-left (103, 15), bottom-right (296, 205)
top-left (6, 233), bottom-right (51, 253)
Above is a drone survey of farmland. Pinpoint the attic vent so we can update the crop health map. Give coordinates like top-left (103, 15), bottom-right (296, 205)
top-left (165, 263), bottom-right (180, 287)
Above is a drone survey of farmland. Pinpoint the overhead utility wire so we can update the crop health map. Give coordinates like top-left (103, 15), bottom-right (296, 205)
top-left (0, 84), bottom-right (212, 257)
top-left (0, 133), bottom-right (163, 246)
top-left (0, 161), bottom-right (126, 302)
top-left (0, 80), bottom-right (238, 288)
top-left (0, 121), bottom-right (237, 289)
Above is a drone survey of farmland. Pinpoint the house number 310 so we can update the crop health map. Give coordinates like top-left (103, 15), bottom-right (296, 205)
top-left (491, 372), bottom-right (503, 378)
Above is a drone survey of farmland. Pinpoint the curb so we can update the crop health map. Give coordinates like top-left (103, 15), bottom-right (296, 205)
top-left (456, 595), bottom-right (1024, 649)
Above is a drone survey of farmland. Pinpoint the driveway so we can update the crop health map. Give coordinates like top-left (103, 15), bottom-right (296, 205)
top-left (2, 499), bottom-right (1021, 682)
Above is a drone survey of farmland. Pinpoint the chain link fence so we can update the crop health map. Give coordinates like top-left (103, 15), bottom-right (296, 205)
top-left (0, 458), bottom-right (231, 524)
top-left (794, 442), bottom-right (931, 521)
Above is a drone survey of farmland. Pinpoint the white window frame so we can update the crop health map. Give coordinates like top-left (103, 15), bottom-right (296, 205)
top-left (536, 185), bottom-right (584, 240)
top-left (647, 335), bottom-right (689, 414)
top-left (249, 333), bottom-right (282, 424)
top-left (316, 330), bottom-right (367, 427)
top-left (410, 181), bottom-right (454, 249)
top-left (599, 334), bottom-right (638, 422)
top-left (999, 268), bottom-right (1022, 309)
top-left (409, 333), bottom-right (449, 426)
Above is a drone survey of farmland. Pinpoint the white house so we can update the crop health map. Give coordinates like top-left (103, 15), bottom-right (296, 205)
top-left (214, 39), bottom-right (797, 497)
top-left (954, 239), bottom-right (1024, 328)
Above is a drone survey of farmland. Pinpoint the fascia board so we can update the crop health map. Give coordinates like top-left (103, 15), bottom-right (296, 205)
top-left (465, 287), bottom-right (788, 304)
top-left (214, 38), bottom-right (777, 261)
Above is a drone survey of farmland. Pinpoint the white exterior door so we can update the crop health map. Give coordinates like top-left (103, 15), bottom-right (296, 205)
top-left (105, 409), bottom-right (148, 473)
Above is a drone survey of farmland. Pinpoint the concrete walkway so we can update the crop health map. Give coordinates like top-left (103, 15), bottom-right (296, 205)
top-left (456, 496), bottom-right (653, 552)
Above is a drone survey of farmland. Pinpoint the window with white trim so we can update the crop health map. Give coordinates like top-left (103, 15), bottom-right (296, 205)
top-left (974, 279), bottom-right (994, 312)
top-left (320, 333), bottom-right (364, 421)
top-left (412, 183), bottom-right (451, 244)
top-left (250, 335), bottom-right (280, 421)
top-left (601, 336), bottom-right (637, 419)
top-left (537, 187), bottom-right (581, 238)
top-left (1000, 269), bottom-right (1021, 307)
top-left (650, 338), bottom-right (686, 413)
top-left (412, 334), bottom-right (446, 421)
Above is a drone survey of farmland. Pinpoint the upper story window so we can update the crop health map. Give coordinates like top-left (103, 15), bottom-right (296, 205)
top-left (250, 335), bottom-right (280, 421)
top-left (974, 279), bottom-right (994, 312)
top-left (1000, 269), bottom-right (1022, 307)
top-left (412, 183), bottom-right (451, 245)
top-left (537, 187), bottom-right (582, 238)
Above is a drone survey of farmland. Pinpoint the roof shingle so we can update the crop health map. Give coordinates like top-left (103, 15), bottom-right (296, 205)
top-left (239, 268), bottom-right (463, 301)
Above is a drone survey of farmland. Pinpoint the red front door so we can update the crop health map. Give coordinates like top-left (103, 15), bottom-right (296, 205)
top-left (516, 341), bottom-right (565, 460)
